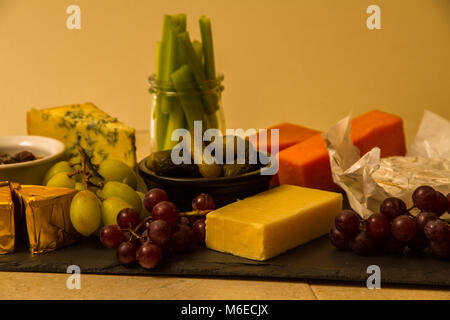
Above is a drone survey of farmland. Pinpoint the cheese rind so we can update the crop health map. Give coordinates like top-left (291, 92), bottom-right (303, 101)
top-left (27, 103), bottom-right (137, 168)
top-left (205, 185), bottom-right (343, 261)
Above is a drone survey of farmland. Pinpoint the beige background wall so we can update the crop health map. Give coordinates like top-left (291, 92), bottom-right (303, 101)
top-left (0, 0), bottom-right (449, 148)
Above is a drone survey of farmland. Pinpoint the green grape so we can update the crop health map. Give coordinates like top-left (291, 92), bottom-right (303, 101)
top-left (88, 186), bottom-right (100, 194)
top-left (70, 190), bottom-right (102, 236)
top-left (74, 182), bottom-right (85, 191)
top-left (137, 191), bottom-right (151, 221)
top-left (46, 172), bottom-right (76, 189)
top-left (96, 188), bottom-right (105, 199)
top-left (102, 181), bottom-right (142, 213)
top-left (98, 159), bottom-right (138, 189)
top-left (43, 161), bottom-right (74, 185)
top-left (101, 197), bottom-right (133, 226)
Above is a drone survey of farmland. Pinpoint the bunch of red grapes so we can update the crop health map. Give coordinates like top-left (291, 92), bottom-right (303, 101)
top-left (99, 188), bottom-right (216, 269)
top-left (330, 186), bottom-right (450, 259)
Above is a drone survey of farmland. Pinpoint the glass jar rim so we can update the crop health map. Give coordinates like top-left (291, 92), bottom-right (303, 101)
top-left (148, 73), bottom-right (224, 93)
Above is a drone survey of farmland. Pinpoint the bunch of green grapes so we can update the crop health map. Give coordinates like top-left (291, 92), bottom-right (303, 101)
top-left (42, 157), bottom-right (150, 237)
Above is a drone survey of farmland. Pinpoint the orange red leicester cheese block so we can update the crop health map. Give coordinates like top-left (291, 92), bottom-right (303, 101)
top-left (255, 123), bottom-right (321, 153)
top-left (277, 110), bottom-right (407, 191)
top-left (252, 123), bottom-right (320, 187)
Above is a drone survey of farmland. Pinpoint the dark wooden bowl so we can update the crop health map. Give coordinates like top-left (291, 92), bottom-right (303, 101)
top-left (138, 157), bottom-right (272, 211)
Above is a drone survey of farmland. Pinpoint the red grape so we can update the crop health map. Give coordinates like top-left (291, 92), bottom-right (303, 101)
top-left (136, 242), bottom-right (162, 269)
top-left (407, 232), bottom-right (429, 252)
top-left (179, 216), bottom-right (190, 225)
top-left (350, 231), bottom-right (377, 256)
top-left (100, 225), bottom-right (125, 248)
top-left (447, 193), bottom-right (450, 213)
top-left (415, 211), bottom-right (438, 233)
top-left (149, 219), bottom-right (172, 248)
top-left (367, 213), bottom-right (391, 240)
top-left (391, 215), bottom-right (417, 242)
top-left (329, 227), bottom-right (350, 250)
top-left (380, 197), bottom-right (407, 221)
top-left (144, 188), bottom-right (169, 212)
top-left (171, 224), bottom-right (194, 252)
top-left (152, 201), bottom-right (180, 228)
top-left (192, 219), bottom-right (206, 245)
top-left (384, 236), bottom-right (405, 255)
top-left (117, 208), bottom-right (141, 230)
top-left (434, 192), bottom-right (448, 217)
top-left (429, 240), bottom-right (450, 259)
top-left (334, 210), bottom-right (360, 236)
top-left (117, 242), bottom-right (139, 265)
top-left (424, 219), bottom-right (449, 242)
top-left (412, 186), bottom-right (436, 211)
top-left (189, 216), bottom-right (202, 225)
top-left (192, 193), bottom-right (215, 211)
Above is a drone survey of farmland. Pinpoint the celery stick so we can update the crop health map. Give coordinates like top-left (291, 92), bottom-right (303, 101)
top-left (199, 15), bottom-right (216, 80)
top-left (163, 101), bottom-right (186, 150)
top-left (192, 40), bottom-right (204, 64)
top-left (177, 32), bottom-right (218, 115)
top-left (155, 112), bottom-right (169, 151)
top-left (157, 15), bottom-right (172, 78)
top-left (177, 32), bottom-right (206, 83)
top-left (207, 112), bottom-right (218, 129)
top-left (170, 14), bottom-right (187, 69)
top-left (153, 41), bottom-right (162, 120)
top-left (202, 111), bottom-right (211, 129)
top-left (171, 65), bottom-right (205, 132)
top-left (159, 15), bottom-right (185, 114)
top-left (160, 32), bottom-right (177, 113)
top-left (155, 41), bottom-right (162, 79)
top-left (172, 14), bottom-right (187, 31)
top-left (152, 95), bottom-right (161, 120)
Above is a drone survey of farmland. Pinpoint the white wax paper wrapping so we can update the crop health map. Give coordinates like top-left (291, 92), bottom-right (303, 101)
top-left (407, 110), bottom-right (450, 159)
top-left (323, 111), bottom-right (450, 218)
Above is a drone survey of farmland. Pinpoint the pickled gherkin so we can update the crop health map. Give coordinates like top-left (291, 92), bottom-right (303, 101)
top-left (146, 150), bottom-right (200, 178)
top-left (222, 163), bottom-right (260, 177)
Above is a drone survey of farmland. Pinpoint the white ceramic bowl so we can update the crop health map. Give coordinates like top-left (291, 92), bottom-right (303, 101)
top-left (0, 136), bottom-right (66, 185)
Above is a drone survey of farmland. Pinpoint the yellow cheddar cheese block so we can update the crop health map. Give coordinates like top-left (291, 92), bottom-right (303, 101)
top-left (205, 185), bottom-right (343, 261)
top-left (27, 103), bottom-right (137, 168)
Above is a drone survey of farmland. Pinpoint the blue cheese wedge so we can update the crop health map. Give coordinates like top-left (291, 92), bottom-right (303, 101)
top-left (27, 103), bottom-right (136, 168)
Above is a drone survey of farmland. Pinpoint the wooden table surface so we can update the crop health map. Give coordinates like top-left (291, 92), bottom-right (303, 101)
top-left (0, 131), bottom-right (448, 300)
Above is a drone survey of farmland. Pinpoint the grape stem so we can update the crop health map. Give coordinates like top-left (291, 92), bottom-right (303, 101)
top-left (126, 209), bottom-right (211, 241)
top-left (67, 170), bottom-right (83, 178)
top-left (127, 228), bottom-right (143, 241)
top-left (81, 155), bottom-right (89, 190)
top-left (133, 216), bottom-right (152, 234)
top-left (69, 162), bottom-right (81, 168)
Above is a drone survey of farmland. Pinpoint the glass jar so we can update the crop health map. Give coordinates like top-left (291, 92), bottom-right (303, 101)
top-left (148, 74), bottom-right (225, 153)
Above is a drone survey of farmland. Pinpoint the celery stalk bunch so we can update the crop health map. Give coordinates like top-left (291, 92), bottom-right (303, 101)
top-left (152, 14), bottom-right (222, 151)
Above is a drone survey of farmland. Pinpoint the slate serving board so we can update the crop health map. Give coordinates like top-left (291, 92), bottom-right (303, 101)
top-left (0, 235), bottom-right (449, 287)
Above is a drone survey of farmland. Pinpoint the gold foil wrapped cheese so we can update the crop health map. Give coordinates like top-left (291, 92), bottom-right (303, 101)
top-left (0, 182), bottom-right (15, 254)
top-left (13, 185), bottom-right (80, 254)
